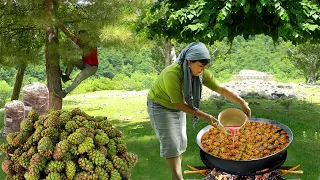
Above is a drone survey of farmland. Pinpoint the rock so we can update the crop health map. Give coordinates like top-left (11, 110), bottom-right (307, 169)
top-left (207, 70), bottom-right (308, 100)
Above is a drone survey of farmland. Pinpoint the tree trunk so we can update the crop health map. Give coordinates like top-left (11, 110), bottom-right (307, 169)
top-left (11, 64), bottom-right (27, 100)
top-left (307, 59), bottom-right (317, 85)
top-left (45, 0), bottom-right (62, 110)
top-left (164, 38), bottom-right (173, 67)
top-left (307, 72), bottom-right (317, 85)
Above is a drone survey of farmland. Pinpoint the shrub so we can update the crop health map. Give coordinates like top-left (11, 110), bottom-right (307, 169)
top-left (0, 81), bottom-right (12, 108)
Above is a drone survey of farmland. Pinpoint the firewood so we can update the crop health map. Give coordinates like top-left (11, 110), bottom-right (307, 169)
top-left (279, 169), bottom-right (303, 174)
top-left (184, 169), bottom-right (209, 174)
top-left (280, 164), bottom-right (301, 177)
top-left (187, 165), bottom-right (207, 176)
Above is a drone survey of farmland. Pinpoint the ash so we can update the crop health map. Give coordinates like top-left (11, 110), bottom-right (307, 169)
top-left (202, 170), bottom-right (285, 180)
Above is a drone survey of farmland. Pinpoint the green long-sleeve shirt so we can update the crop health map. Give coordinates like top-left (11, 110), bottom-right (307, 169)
top-left (148, 63), bottom-right (220, 109)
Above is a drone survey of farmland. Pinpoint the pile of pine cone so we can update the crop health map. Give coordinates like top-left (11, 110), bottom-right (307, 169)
top-left (1, 108), bottom-right (138, 180)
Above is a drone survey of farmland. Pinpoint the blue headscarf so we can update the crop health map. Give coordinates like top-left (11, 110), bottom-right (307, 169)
top-left (176, 42), bottom-right (211, 128)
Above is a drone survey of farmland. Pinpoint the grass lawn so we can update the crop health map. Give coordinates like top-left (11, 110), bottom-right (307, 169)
top-left (0, 87), bottom-right (320, 180)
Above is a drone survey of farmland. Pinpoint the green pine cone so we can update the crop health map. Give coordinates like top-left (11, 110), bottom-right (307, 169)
top-left (64, 121), bottom-right (79, 133)
top-left (65, 161), bottom-right (76, 180)
top-left (27, 109), bottom-right (39, 122)
top-left (74, 172), bottom-right (92, 180)
top-left (88, 149), bottom-right (105, 166)
top-left (13, 132), bottom-right (31, 146)
top-left (43, 115), bottom-right (60, 128)
top-left (111, 155), bottom-right (127, 170)
top-left (67, 132), bottom-right (85, 145)
top-left (45, 172), bottom-right (61, 180)
top-left (20, 120), bottom-right (34, 133)
top-left (104, 159), bottom-right (114, 173)
top-left (59, 111), bottom-right (72, 125)
top-left (26, 146), bottom-right (37, 157)
top-left (29, 153), bottom-right (47, 172)
top-left (94, 132), bottom-right (109, 146)
top-left (78, 158), bottom-right (94, 171)
top-left (110, 169), bottom-right (122, 180)
top-left (78, 137), bottom-right (94, 154)
top-left (44, 161), bottom-right (65, 174)
top-left (2, 159), bottom-right (14, 175)
top-left (6, 132), bottom-right (19, 146)
top-left (18, 152), bottom-right (30, 169)
top-left (53, 140), bottom-right (69, 160)
top-left (24, 171), bottom-right (40, 180)
top-left (6, 173), bottom-right (24, 180)
top-left (95, 166), bottom-right (109, 180)
top-left (37, 137), bottom-right (53, 157)
top-left (107, 140), bottom-right (117, 158)
top-left (116, 143), bottom-right (127, 154)
top-left (41, 127), bottom-right (59, 140)
top-left (59, 130), bottom-right (69, 141)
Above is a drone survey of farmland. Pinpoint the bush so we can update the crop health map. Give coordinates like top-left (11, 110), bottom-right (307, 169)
top-left (73, 77), bottom-right (116, 94)
top-left (72, 72), bottom-right (157, 94)
top-left (0, 81), bottom-right (13, 108)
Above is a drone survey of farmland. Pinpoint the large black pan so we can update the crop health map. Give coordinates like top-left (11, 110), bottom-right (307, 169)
top-left (196, 118), bottom-right (293, 174)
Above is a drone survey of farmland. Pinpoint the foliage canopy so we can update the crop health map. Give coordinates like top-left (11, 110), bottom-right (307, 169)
top-left (148, 0), bottom-right (320, 44)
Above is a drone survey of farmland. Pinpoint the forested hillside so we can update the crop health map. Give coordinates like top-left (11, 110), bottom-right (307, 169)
top-left (0, 34), bottom-right (309, 108)
top-left (209, 35), bottom-right (302, 81)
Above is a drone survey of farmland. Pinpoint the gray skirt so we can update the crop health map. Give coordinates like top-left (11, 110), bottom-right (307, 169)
top-left (147, 98), bottom-right (187, 158)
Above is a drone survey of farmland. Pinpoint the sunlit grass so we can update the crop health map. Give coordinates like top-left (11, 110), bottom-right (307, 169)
top-left (0, 87), bottom-right (319, 179)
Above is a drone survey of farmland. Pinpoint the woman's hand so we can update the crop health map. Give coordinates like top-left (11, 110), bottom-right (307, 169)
top-left (205, 114), bottom-right (218, 127)
top-left (241, 102), bottom-right (251, 118)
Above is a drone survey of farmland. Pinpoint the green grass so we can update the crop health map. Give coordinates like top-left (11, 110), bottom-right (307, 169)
top-left (0, 88), bottom-right (320, 180)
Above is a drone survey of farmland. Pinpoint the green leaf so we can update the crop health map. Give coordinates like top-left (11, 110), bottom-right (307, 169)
top-left (217, 12), bottom-right (226, 21)
top-left (312, 14), bottom-right (319, 20)
top-left (292, 31), bottom-right (299, 38)
top-left (256, 3), bottom-right (262, 14)
top-left (305, 24), bottom-right (319, 31)
top-left (227, 17), bottom-right (233, 24)
top-left (187, 23), bottom-right (203, 31)
top-left (240, 0), bottom-right (246, 6)
top-left (259, 0), bottom-right (266, 6)
top-left (244, 3), bottom-right (250, 14)
top-left (278, 8), bottom-right (285, 18)
top-left (274, 2), bottom-right (281, 10)
top-left (226, 2), bottom-right (232, 9)
top-left (222, 8), bottom-right (229, 17)
top-left (187, 14), bottom-right (194, 20)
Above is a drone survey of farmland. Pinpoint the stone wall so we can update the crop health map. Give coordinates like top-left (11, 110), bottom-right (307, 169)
top-left (230, 70), bottom-right (275, 81)
top-left (205, 70), bottom-right (309, 100)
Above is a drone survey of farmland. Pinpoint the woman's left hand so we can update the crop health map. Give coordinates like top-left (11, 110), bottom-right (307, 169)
top-left (241, 102), bottom-right (251, 118)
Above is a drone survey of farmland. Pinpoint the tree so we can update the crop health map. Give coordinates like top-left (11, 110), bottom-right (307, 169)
top-left (1, 0), bottom-right (148, 109)
top-left (150, 35), bottom-right (176, 73)
top-left (288, 42), bottom-right (320, 84)
top-left (0, 1), bottom-right (44, 100)
top-left (137, 1), bottom-right (177, 71)
top-left (148, 0), bottom-right (320, 44)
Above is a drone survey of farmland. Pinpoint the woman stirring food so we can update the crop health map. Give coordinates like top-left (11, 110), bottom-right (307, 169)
top-left (147, 42), bottom-right (251, 180)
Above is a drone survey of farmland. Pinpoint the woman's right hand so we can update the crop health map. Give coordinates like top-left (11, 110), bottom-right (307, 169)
top-left (205, 114), bottom-right (218, 127)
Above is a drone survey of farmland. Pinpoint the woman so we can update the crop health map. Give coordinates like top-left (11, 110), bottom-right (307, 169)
top-left (147, 42), bottom-right (251, 180)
